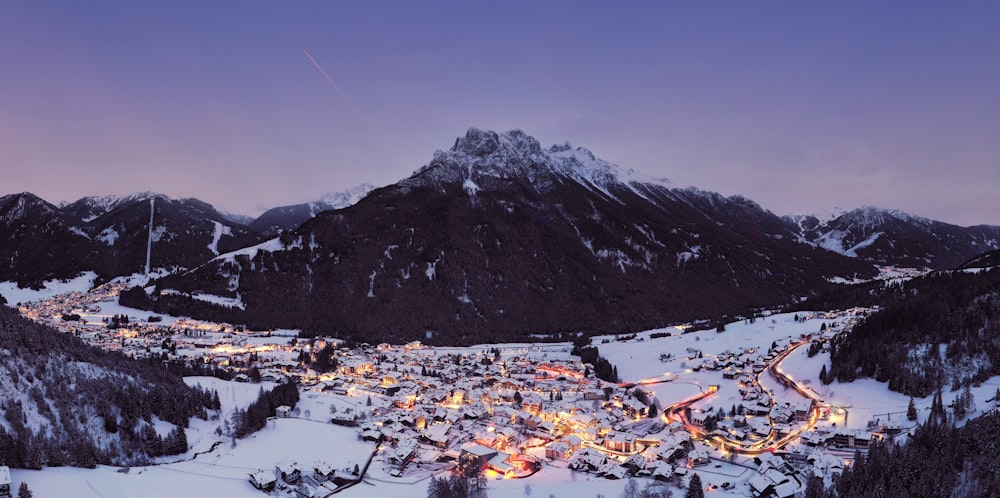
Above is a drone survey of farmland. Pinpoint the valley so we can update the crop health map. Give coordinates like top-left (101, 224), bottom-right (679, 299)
top-left (4, 265), bottom-right (999, 497)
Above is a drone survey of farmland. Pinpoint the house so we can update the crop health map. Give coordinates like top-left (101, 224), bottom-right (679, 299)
top-left (545, 441), bottom-right (573, 460)
top-left (459, 444), bottom-right (499, 471)
top-left (830, 429), bottom-right (870, 448)
top-left (313, 461), bottom-right (336, 479)
top-left (651, 461), bottom-right (674, 481)
top-left (604, 431), bottom-right (638, 453)
top-left (276, 405), bottom-right (292, 418)
top-left (388, 440), bottom-right (418, 469)
top-left (422, 423), bottom-right (453, 448)
top-left (276, 460), bottom-right (301, 483)
top-left (597, 462), bottom-right (628, 480)
top-left (568, 413), bottom-right (598, 431)
top-left (249, 469), bottom-right (277, 491)
top-left (770, 405), bottom-right (794, 424)
top-left (749, 468), bottom-right (801, 498)
top-left (655, 443), bottom-right (686, 463)
top-left (687, 449), bottom-right (710, 466)
top-left (622, 454), bottom-right (647, 475)
top-left (690, 411), bottom-right (710, 427)
top-left (790, 399), bottom-right (810, 418)
top-left (486, 451), bottom-right (514, 475)
top-left (622, 398), bottom-right (648, 419)
top-left (569, 449), bottom-right (606, 472)
top-left (0, 467), bottom-right (8, 498)
top-left (565, 434), bottom-right (583, 451)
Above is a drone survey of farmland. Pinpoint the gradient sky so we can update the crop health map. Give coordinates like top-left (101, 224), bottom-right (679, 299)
top-left (2, 1), bottom-right (997, 225)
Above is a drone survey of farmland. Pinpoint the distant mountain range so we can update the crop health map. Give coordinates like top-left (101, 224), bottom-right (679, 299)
top-left (0, 186), bottom-right (373, 287)
top-left (784, 208), bottom-right (1000, 269)
top-left (4, 128), bottom-right (999, 343)
top-left (0, 192), bottom-right (262, 286)
top-left (249, 183), bottom-right (375, 235)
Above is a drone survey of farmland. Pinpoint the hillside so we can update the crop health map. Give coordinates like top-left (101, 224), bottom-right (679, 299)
top-left (0, 193), bottom-right (100, 287)
top-left (129, 128), bottom-right (876, 344)
top-left (825, 267), bottom-right (1000, 397)
top-left (0, 192), bottom-right (263, 287)
top-left (0, 305), bottom-right (217, 468)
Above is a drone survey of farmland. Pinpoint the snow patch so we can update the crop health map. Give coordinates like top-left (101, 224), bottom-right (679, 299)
top-left (844, 232), bottom-right (883, 257)
top-left (213, 238), bottom-right (284, 264)
top-left (0, 272), bottom-right (97, 306)
top-left (463, 178), bottom-right (480, 196)
top-left (207, 221), bottom-right (232, 255)
top-left (160, 289), bottom-right (245, 310)
top-left (97, 227), bottom-right (119, 246)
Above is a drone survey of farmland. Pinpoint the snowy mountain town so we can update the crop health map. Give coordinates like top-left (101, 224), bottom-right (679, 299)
top-left (4, 3), bottom-right (1000, 497)
top-left (5, 265), bottom-right (997, 498)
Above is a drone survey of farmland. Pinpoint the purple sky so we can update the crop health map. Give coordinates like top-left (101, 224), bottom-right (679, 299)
top-left (2, 2), bottom-right (997, 225)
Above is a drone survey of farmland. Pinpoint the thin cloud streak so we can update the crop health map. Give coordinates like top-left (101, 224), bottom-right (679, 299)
top-left (302, 49), bottom-right (367, 124)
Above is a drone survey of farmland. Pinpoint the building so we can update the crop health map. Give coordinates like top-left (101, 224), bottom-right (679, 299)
top-left (604, 431), bottom-right (638, 453)
top-left (622, 398), bottom-right (648, 419)
top-left (545, 441), bottom-right (574, 460)
top-left (276, 460), bottom-right (301, 483)
top-left (249, 469), bottom-right (277, 491)
top-left (459, 444), bottom-right (499, 471)
top-left (791, 400), bottom-right (814, 421)
top-left (0, 466), bottom-right (9, 498)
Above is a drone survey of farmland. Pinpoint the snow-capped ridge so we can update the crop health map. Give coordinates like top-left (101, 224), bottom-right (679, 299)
top-left (413, 128), bottom-right (673, 196)
top-left (317, 183), bottom-right (376, 210)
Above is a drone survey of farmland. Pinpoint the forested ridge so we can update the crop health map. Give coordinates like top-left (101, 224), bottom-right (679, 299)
top-left (0, 305), bottom-right (218, 468)
top-left (824, 268), bottom-right (1000, 397)
top-left (808, 409), bottom-right (1000, 498)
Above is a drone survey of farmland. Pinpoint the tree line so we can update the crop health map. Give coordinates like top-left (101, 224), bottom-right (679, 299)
top-left (0, 305), bottom-right (218, 468)
top-left (824, 269), bottom-right (1000, 397)
top-left (232, 380), bottom-right (300, 439)
top-left (807, 409), bottom-right (1000, 498)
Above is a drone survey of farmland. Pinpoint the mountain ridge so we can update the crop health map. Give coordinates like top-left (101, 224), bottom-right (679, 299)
top-left (129, 128), bottom-right (877, 343)
top-left (784, 206), bottom-right (1000, 269)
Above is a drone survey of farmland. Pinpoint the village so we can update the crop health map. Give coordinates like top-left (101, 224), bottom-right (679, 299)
top-left (4, 277), bottom-right (918, 498)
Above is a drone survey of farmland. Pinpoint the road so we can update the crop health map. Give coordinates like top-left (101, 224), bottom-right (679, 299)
top-left (661, 339), bottom-right (824, 455)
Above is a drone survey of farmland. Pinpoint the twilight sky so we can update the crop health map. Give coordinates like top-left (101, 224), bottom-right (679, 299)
top-left (2, 1), bottom-right (998, 225)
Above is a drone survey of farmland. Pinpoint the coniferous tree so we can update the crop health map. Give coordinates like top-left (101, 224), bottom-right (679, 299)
top-left (685, 473), bottom-right (704, 498)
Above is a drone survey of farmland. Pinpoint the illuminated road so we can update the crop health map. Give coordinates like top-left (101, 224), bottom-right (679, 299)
top-left (661, 340), bottom-right (824, 455)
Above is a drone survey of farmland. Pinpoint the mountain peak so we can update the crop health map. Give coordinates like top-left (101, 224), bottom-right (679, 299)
top-left (413, 128), bottom-right (671, 196)
top-left (841, 206), bottom-right (930, 228)
top-left (451, 128), bottom-right (542, 158)
top-left (318, 182), bottom-right (376, 208)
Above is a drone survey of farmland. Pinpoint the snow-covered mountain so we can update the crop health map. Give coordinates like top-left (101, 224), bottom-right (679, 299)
top-left (249, 183), bottom-right (375, 235)
top-left (1, 192), bottom-right (264, 286)
top-left (784, 206), bottom-right (1000, 269)
top-left (0, 192), bottom-right (98, 286)
top-left (135, 128), bottom-right (875, 343)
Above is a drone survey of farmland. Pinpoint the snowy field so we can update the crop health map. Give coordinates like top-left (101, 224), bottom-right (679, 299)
top-left (596, 312), bottom-right (826, 414)
top-left (0, 272), bottom-right (97, 305)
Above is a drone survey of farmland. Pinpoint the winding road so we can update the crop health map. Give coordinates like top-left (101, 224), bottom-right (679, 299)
top-left (661, 339), bottom-right (824, 455)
